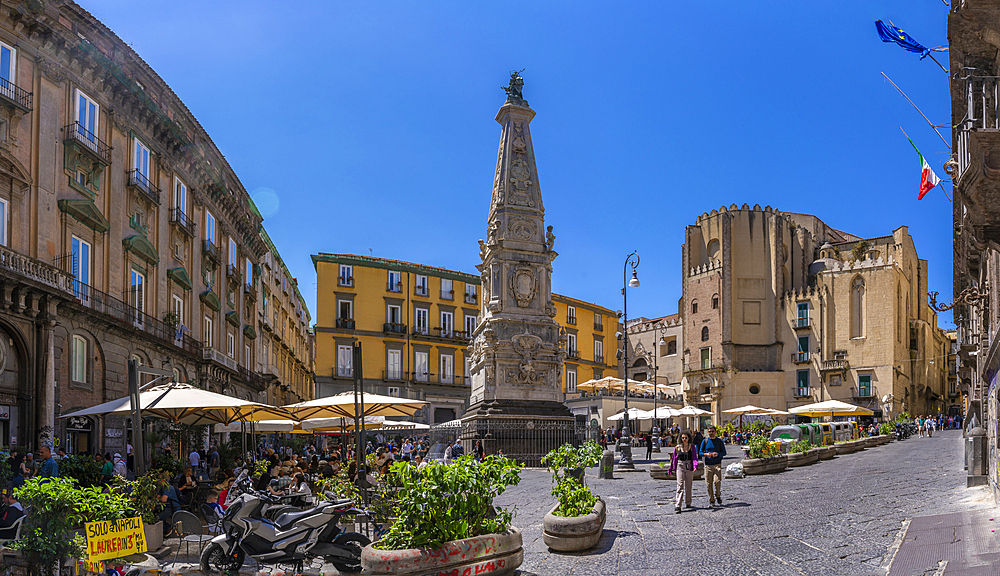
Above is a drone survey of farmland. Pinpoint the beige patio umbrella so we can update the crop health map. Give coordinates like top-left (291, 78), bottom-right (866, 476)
top-left (723, 404), bottom-right (791, 429)
top-left (382, 420), bottom-right (431, 430)
top-left (282, 391), bottom-right (427, 421)
top-left (607, 407), bottom-right (648, 421)
top-left (788, 399), bottom-right (874, 419)
top-left (60, 382), bottom-right (293, 426)
top-left (677, 405), bottom-right (713, 416)
top-left (300, 416), bottom-right (386, 432)
top-left (576, 376), bottom-right (625, 393)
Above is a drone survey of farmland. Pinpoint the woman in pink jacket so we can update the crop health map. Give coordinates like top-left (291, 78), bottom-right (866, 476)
top-left (668, 431), bottom-right (699, 513)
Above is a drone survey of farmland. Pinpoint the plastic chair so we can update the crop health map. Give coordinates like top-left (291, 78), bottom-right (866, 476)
top-left (170, 510), bottom-right (213, 566)
top-left (0, 514), bottom-right (25, 545)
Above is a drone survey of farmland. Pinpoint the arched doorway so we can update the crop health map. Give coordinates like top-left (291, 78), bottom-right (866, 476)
top-left (0, 322), bottom-right (28, 448)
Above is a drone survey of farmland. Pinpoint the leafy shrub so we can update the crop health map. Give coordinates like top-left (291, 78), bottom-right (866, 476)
top-left (375, 455), bottom-right (521, 551)
top-left (789, 440), bottom-right (811, 454)
top-left (12, 477), bottom-right (132, 575)
top-left (59, 455), bottom-right (104, 488)
top-left (541, 441), bottom-right (602, 475)
top-left (150, 453), bottom-right (183, 477)
top-left (746, 435), bottom-right (781, 459)
top-left (127, 470), bottom-right (167, 525)
top-left (879, 422), bottom-right (896, 435)
top-left (551, 477), bottom-right (597, 518)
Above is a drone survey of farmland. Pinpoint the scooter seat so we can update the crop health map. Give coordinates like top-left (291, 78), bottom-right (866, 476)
top-left (275, 509), bottom-right (318, 528)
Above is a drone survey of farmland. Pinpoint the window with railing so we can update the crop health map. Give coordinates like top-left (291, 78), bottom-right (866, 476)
top-left (387, 349), bottom-right (402, 380)
top-left (567, 333), bottom-right (577, 357)
top-left (337, 345), bottom-right (352, 377)
top-left (339, 264), bottom-right (353, 287)
top-left (440, 311), bottom-right (454, 338)
top-left (796, 370), bottom-right (810, 396)
top-left (388, 270), bottom-right (401, 292)
top-left (796, 335), bottom-right (809, 362)
top-left (415, 275), bottom-right (428, 296)
top-left (594, 339), bottom-right (603, 363)
top-left (441, 278), bottom-right (454, 300)
top-left (414, 351), bottom-right (429, 382)
top-left (594, 314), bottom-right (603, 331)
top-left (464, 284), bottom-right (477, 304)
top-left (414, 308), bottom-right (428, 335)
top-left (797, 302), bottom-right (810, 327)
top-left (567, 306), bottom-right (576, 325)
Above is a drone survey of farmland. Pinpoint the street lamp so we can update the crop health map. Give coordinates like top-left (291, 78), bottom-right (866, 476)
top-left (647, 330), bottom-right (668, 452)
top-left (618, 252), bottom-right (640, 469)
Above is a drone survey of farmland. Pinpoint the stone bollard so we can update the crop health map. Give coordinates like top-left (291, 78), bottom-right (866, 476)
top-left (598, 449), bottom-right (615, 479)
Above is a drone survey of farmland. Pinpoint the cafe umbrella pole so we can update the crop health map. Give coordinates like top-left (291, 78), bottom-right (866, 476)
top-left (353, 342), bottom-right (368, 484)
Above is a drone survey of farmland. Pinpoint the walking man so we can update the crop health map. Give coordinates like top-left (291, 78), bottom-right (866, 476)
top-left (699, 425), bottom-right (727, 507)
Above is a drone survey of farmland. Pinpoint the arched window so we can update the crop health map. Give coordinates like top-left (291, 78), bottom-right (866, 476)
top-left (701, 326), bottom-right (709, 341)
top-left (851, 276), bottom-right (865, 338)
top-left (707, 239), bottom-right (720, 260)
top-left (712, 294), bottom-right (719, 309)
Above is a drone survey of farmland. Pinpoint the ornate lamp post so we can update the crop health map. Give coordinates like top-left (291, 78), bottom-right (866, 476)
top-left (618, 252), bottom-right (640, 468)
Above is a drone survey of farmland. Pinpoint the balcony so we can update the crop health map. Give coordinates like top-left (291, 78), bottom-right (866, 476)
top-left (408, 372), bottom-right (467, 386)
top-left (68, 280), bottom-right (202, 356)
top-left (202, 240), bottom-right (220, 263)
top-left (126, 169), bottom-right (161, 205)
top-left (387, 282), bottom-right (402, 293)
top-left (414, 285), bottom-right (428, 297)
top-left (795, 317), bottom-right (811, 329)
top-left (336, 318), bottom-right (355, 329)
top-left (594, 322), bottom-right (604, 331)
top-left (852, 394), bottom-right (875, 402)
top-left (567, 316), bottom-right (577, 325)
top-left (383, 370), bottom-right (406, 382)
top-left (226, 264), bottom-right (239, 281)
top-left (0, 77), bottom-right (31, 112)
top-left (63, 122), bottom-right (111, 165)
top-left (595, 354), bottom-right (604, 364)
top-left (203, 347), bottom-right (237, 371)
top-left (338, 276), bottom-right (353, 287)
top-left (441, 290), bottom-right (455, 300)
top-left (794, 388), bottom-right (811, 399)
top-left (169, 209), bottom-right (195, 237)
top-left (0, 244), bottom-right (74, 296)
top-left (383, 322), bottom-right (407, 335)
top-left (464, 293), bottom-right (478, 305)
top-left (567, 350), bottom-right (579, 360)
top-left (243, 283), bottom-right (256, 301)
top-left (237, 364), bottom-right (267, 391)
top-left (792, 352), bottom-right (810, 364)
top-left (820, 359), bottom-right (849, 372)
top-left (261, 314), bottom-right (273, 332)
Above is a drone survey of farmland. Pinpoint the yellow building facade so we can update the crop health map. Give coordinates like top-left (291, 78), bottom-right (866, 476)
top-left (313, 253), bottom-right (617, 423)
top-left (552, 295), bottom-right (618, 394)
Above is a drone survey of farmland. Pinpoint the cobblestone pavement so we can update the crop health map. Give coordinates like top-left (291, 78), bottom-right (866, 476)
top-left (495, 429), bottom-right (992, 576)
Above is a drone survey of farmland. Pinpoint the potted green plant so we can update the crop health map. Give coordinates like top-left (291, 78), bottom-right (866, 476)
top-left (362, 455), bottom-right (523, 576)
top-left (12, 477), bottom-right (131, 576)
top-left (539, 442), bottom-right (606, 552)
top-left (129, 471), bottom-right (168, 552)
top-left (741, 435), bottom-right (788, 475)
top-left (786, 440), bottom-right (818, 467)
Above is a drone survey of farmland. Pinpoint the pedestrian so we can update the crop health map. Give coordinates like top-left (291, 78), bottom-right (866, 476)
top-left (113, 453), bottom-right (127, 478)
top-left (189, 447), bottom-right (201, 470)
top-left (100, 453), bottom-right (113, 484)
top-left (692, 429), bottom-right (704, 448)
top-left (126, 442), bottom-right (134, 473)
top-left (645, 433), bottom-right (653, 461)
top-left (38, 445), bottom-right (58, 478)
top-left (917, 415), bottom-right (925, 437)
top-left (926, 418), bottom-right (933, 438)
top-left (699, 425), bottom-right (726, 507)
top-left (668, 431), bottom-right (698, 514)
top-left (474, 440), bottom-right (485, 462)
top-left (209, 445), bottom-right (221, 478)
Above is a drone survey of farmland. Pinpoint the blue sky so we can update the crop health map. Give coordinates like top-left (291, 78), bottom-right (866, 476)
top-left (87, 1), bottom-right (954, 326)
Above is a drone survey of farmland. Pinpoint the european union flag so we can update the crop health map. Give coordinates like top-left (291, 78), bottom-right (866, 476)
top-left (876, 20), bottom-right (930, 59)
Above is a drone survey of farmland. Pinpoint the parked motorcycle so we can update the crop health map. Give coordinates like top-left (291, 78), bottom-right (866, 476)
top-left (201, 471), bottom-right (370, 574)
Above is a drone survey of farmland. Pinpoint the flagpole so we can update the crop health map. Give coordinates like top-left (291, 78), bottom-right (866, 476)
top-left (882, 72), bottom-right (951, 149)
top-left (925, 52), bottom-right (948, 74)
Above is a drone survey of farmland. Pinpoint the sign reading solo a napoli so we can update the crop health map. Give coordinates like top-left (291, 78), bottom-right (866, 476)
top-left (84, 517), bottom-right (146, 561)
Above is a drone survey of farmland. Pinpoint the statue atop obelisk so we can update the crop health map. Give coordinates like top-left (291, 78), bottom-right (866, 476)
top-left (462, 72), bottom-right (576, 466)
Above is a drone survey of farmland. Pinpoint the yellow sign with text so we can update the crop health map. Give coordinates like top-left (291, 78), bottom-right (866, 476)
top-left (84, 517), bottom-right (146, 561)
top-left (79, 558), bottom-right (104, 574)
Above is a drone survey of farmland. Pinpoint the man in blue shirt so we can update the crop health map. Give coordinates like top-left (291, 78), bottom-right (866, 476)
top-left (38, 445), bottom-right (59, 478)
top-left (698, 426), bottom-right (726, 507)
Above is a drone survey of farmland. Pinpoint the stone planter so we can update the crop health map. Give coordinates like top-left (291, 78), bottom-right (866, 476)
top-left (362, 527), bottom-right (522, 576)
top-left (816, 446), bottom-right (836, 460)
top-left (143, 521), bottom-right (163, 553)
top-left (542, 498), bottom-right (606, 552)
top-left (786, 450), bottom-right (819, 467)
top-left (834, 442), bottom-right (858, 455)
top-left (648, 465), bottom-right (704, 481)
top-left (877, 434), bottom-right (891, 445)
top-left (741, 455), bottom-right (788, 475)
top-left (863, 437), bottom-right (879, 448)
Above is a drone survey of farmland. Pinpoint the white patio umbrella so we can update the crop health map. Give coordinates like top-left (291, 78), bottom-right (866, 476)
top-left (382, 420), bottom-right (431, 430)
top-left (723, 404), bottom-right (791, 429)
top-left (60, 382), bottom-right (293, 426)
top-left (282, 391), bottom-right (427, 421)
top-left (607, 407), bottom-right (648, 421)
top-left (677, 405), bottom-right (713, 416)
top-left (648, 406), bottom-right (685, 418)
top-left (788, 400), bottom-right (874, 419)
top-left (300, 416), bottom-right (385, 431)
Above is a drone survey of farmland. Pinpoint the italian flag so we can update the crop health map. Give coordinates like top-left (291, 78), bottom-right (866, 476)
top-left (908, 136), bottom-right (940, 200)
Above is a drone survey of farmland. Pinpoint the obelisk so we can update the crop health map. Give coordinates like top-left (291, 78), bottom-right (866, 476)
top-left (462, 72), bottom-right (576, 466)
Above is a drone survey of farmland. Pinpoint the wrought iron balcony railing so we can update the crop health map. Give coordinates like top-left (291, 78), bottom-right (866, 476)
top-left (383, 322), bottom-right (407, 334)
top-left (126, 169), bottom-right (161, 204)
top-left (0, 76), bottom-right (31, 111)
top-left (336, 318), bottom-right (355, 329)
top-left (169, 209), bottom-right (195, 236)
top-left (64, 122), bottom-right (111, 165)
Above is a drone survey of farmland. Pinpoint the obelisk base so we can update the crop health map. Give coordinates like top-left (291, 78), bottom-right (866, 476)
top-left (461, 400), bottom-right (577, 467)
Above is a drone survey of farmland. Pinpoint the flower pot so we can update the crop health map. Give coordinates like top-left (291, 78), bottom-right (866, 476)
top-left (143, 521), bottom-right (163, 553)
top-left (542, 498), bottom-right (606, 552)
top-left (787, 450), bottom-right (819, 467)
top-left (741, 455), bottom-right (788, 475)
top-left (362, 527), bottom-right (522, 576)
